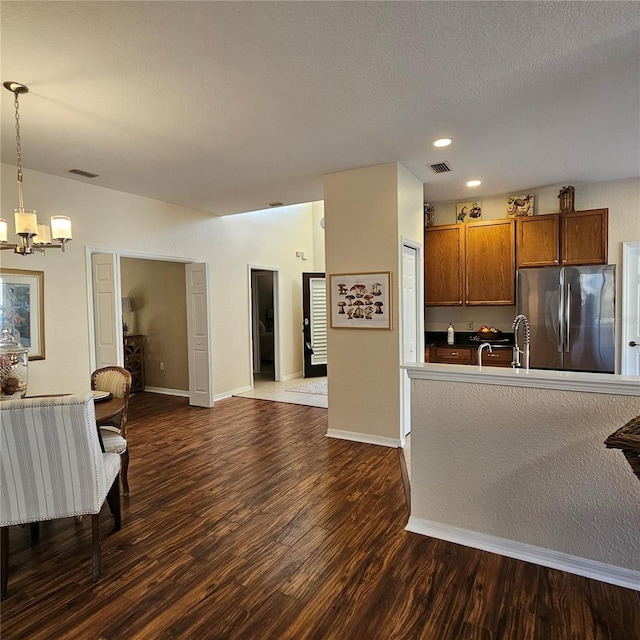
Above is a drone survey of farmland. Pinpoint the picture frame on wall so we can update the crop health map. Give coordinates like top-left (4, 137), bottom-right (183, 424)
top-left (456, 201), bottom-right (482, 224)
top-left (0, 268), bottom-right (45, 360)
top-left (329, 272), bottom-right (392, 329)
top-left (507, 194), bottom-right (535, 217)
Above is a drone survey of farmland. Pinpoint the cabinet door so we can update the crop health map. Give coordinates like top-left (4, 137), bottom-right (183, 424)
top-left (425, 224), bottom-right (464, 306)
top-left (516, 214), bottom-right (560, 268)
top-left (465, 219), bottom-right (515, 305)
top-left (562, 209), bottom-right (608, 266)
top-left (471, 347), bottom-right (514, 367)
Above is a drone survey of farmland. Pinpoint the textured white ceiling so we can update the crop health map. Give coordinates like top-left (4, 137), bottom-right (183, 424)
top-left (1, 1), bottom-right (639, 216)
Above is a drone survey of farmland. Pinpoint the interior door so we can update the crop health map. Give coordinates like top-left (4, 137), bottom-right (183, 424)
top-left (186, 263), bottom-right (214, 407)
top-left (92, 252), bottom-right (121, 368)
top-left (622, 242), bottom-right (640, 375)
top-left (302, 272), bottom-right (327, 378)
top-left (402, 244), bottom-right (420, 438)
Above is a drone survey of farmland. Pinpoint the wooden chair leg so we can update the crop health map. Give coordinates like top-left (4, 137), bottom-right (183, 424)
top-left (1, 527), bottom-right (9, 600)
top-left (106, 476), bottom-right (122, 530)
top-left (121, 449), bottom-right (130, 496)
top-left (91, 513), bottom-right (101, 582)
top-left (30, 522), bottom-right (40, 543)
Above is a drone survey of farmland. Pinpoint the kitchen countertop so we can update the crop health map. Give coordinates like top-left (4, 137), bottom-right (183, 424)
top-left (402, 362), bottom-right (640, 396)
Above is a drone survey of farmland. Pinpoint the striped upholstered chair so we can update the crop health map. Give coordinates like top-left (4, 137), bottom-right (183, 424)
top-left (0, 393), bottom-right (121, 599)
top-left (91, 366), bottom-right (132, 495)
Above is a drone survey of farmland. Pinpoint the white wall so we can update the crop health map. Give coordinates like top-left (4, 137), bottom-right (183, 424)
top-left (410, 378), bottom-right (640, 574)
top-left (1, 164), bottom-right (322, 397)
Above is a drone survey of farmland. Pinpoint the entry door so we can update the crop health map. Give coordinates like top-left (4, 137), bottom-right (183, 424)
top-left (622, 241), bottom-right (640, 375)
top-left (186, 263), bottom-right (214, 407)
top-left (302, 272), bottom-right (327, 378)
top-left (92, 252), bottom-right (121, 368)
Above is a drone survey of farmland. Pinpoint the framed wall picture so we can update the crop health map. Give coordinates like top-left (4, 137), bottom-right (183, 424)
top-left (329, 272), bottom-right (392, 329)
top-left (507, 194), bottom-right (535, 217)
top-left (456, 201), bottom-right (482, 224)
top-left (0, 268), bottom-right (45, 360)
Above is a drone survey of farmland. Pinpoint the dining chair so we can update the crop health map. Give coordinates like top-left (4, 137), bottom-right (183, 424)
top-left (91, 366), bottom-right (132, 496)
top-left (0, 393), bottom-right (121, 599)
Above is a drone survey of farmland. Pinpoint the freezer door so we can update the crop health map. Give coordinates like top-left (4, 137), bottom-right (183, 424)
top-left (517, 268), bottom-right (563, 370)
top-left (563, 265), bottom-right (615, 373)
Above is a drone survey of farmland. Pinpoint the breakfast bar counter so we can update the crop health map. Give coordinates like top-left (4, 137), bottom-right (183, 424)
top-left (401, 362), bottom-right (640, 590)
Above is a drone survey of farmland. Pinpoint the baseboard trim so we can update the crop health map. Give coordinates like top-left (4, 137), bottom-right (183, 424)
top-left (406, 516), bottom-right (640, 592)
top-left (144, 386), bottom-right (189, 397)
top-left (326, 429), bottom-right (400, 448)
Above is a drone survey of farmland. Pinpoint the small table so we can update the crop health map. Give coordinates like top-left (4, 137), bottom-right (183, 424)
top-left (95, 396), bottom-right (125, 426)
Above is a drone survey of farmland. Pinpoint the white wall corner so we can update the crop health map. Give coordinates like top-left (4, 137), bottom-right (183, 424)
top-left (406, 516), bottom-right (640, 592)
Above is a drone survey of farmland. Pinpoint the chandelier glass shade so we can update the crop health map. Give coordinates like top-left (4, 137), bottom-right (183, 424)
top-left (1, 81), bottom-right (72, 255)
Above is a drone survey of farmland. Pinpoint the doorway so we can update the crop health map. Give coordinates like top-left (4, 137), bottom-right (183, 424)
top-left (250, 267), bottom-right (279, 383)
top-left (87, 248), bottom-right (213, 407)
top-left (302, 272), bottom-right (327, 378)
top-left (621, 241), bottom-right (640, 375)
top-left (401, 240), bottom-right (423, 442)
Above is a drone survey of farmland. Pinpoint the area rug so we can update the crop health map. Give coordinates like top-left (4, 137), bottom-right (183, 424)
top-left (285, 377), bottom-right (327, 395)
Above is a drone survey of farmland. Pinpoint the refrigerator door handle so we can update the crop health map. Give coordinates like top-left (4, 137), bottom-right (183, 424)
top-left (558, 284), bottom-right (564, 352)
top-left (565, 283), bottom-right (571, 353)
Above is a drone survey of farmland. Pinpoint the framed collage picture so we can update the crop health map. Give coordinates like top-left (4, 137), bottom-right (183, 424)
top-left (329, 272), bottom-right (391, 329)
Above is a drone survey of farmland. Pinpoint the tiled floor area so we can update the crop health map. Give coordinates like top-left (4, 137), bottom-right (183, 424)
top-left (233, 367), bottom-right (328, 409)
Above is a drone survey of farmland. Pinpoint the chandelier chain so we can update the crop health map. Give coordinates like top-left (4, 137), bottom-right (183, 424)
top-left (13, 90), bottom-right (24, 210)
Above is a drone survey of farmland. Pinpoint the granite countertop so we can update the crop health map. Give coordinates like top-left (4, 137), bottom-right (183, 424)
top-left (425, 331), bottom-right (515, 349)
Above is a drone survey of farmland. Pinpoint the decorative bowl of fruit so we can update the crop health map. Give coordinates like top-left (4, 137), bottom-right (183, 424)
top-left (477, 326), bottom-right (503, 340)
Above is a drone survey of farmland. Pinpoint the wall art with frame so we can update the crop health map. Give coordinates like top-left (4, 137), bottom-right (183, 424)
top-left (0, 268), bottom-right (45, 360)
top-left (329, 272), bottom-right (392, 329)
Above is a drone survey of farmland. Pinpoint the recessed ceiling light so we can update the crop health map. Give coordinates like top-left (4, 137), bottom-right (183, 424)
top-left (433, 138), bottom-right (452, 148)
top-left (466, 180), bottom-right (481, 187)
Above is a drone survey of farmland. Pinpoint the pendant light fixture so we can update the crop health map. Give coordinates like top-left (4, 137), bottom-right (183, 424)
top-left (1, 81), bottom-right (72, 255)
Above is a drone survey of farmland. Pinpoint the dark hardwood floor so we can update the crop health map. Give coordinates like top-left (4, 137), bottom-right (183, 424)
top-left (2, 392), bottom-right (638, 639)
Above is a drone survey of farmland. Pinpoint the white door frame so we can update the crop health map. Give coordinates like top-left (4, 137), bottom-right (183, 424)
top-left (86, 247), bottom-right (213, 400)
top-left (247, 264), bottom-right (281, 384)
top-left (400, 237), bottom-right (424, 444)
top-left (621, 241), bottom-right (640, 375)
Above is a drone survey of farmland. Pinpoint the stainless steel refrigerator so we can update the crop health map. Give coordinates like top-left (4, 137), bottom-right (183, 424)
top-left (517, 265), bottom-right (615, 373)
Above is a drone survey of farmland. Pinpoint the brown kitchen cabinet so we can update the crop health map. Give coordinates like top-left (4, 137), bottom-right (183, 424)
top-left (424, 224), bottom-right (464, 306)
top-left (465, 219), bottom-right (515, 305)
top-left (425, 219), bottom-right (514, 306)
top-left (124, 334), bottom-right (145, 393)
top-left (427, 344), bottom-right (513, 367)
top-left (431, 346), bottom-right (473, 365)
top-left (516, 208), bottom-right (608, 268)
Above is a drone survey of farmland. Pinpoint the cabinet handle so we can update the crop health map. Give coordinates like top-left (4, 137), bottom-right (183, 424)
top-left (450, 352), bottom-right (459, 356)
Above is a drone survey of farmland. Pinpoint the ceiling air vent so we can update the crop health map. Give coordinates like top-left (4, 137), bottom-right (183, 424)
top-left (267, 201), bottom-right (284, 208)
top-left (428, 161), bottom-right (452, 174)
top-left (68, 168), bottom-right (99, 178)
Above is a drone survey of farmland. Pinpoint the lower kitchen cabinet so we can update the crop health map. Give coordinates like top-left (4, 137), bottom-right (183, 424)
top-left (426, 344), bottom-right (513, 367)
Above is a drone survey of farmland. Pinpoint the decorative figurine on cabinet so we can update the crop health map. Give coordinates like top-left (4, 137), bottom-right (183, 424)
top-left (558, 185), bottom-right (575, 213)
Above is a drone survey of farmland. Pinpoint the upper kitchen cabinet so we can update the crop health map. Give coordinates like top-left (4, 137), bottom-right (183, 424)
top-left (425, 219), bottom-right (515, 306)
top-left (425, 224), bottom-right (464, 306)
top-left (516, 208), bottom-right (608, 268)
top-left (562, 209), bottom-right (608, 265)
top-left (465, 219), bottom-right (515, 305)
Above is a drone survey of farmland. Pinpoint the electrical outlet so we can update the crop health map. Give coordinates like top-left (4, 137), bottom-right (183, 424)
top-left (160, 362), bottom-right (165, 371)
top-left (467, 321), bottom-right (474, 330)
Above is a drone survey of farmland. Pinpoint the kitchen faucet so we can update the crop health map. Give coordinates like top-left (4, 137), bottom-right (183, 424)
top-left (477, 342), bottom-right (493, 368)
top-left (512, 314), bottom-right (531, 370)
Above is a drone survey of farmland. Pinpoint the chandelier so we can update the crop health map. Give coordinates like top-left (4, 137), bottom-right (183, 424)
top-left (1, 82), bottom-right (72, 255)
